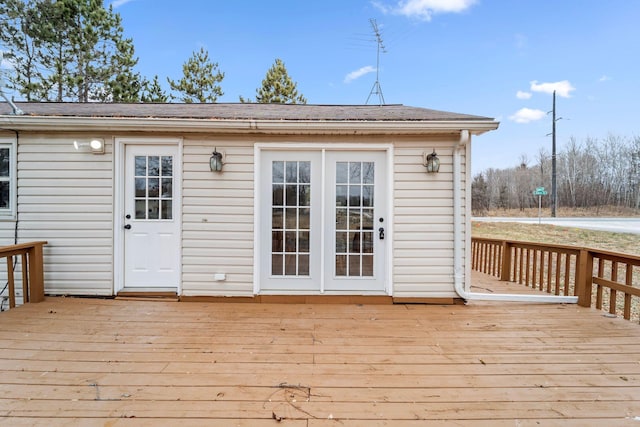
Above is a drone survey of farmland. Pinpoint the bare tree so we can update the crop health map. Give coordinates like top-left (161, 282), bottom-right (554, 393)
top-left (473, 134), bottom-right (640, 214)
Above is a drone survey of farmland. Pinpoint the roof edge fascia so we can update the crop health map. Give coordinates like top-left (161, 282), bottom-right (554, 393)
top-left (0, 116), bottom-right (499, 135)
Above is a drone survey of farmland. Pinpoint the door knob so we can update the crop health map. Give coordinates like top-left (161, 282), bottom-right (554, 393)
top-left (378, 227), bottom-right (385, 240)
top-left (124, 224), bottom-right (132, 230)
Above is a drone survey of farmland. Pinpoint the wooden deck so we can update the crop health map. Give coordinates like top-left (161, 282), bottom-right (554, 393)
top-left (1, 273), bottom-right (640, 426)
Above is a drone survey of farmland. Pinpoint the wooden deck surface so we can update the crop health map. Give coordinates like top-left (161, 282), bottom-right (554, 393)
top-left (1, 273), bottom-right (640, 426)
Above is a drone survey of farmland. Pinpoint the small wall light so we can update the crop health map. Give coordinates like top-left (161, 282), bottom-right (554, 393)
top-left (210, 148), bottom-right (224, 172)
top-left (73, 139), bottom-right (104, 154)
top-left (423, 149), bottom-right (440, 173)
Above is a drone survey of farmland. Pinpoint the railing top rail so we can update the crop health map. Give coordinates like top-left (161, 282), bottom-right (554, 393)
top-left (472, 237), bottom-right (581, 254)
top-left (472, 237), bottom-right (639, 264)
top-left (587, 248), bottom-right (640, 264)
top-left (0, 241), bottom-right (47, 255)
top-left (471, 237), bottom-right (505, 245)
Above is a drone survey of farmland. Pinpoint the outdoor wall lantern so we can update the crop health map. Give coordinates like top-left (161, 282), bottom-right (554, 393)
top-left (210, 148), bottom-right (224, 172)
top-left (73, 138), bottom-right (105, 154)
top-left (423, 149), bottom-right (440, 173)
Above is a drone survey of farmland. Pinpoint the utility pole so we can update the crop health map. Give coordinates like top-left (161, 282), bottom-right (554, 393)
top-left (366, 18), bottom-right (386, 106)
top-left (551, 90), bottom-right (557, 218)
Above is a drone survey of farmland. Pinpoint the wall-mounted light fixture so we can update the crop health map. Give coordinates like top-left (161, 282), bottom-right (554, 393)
top-left (73, 138), bottom-right (105, 154)
top-left (423, 149), bottom-right (440, 173)
top-left (210, 148), bottom-right (224, 172)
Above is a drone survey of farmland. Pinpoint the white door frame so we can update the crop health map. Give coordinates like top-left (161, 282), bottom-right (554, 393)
top-left (253, 143), bottom-right (394, 295)
top-left (113, 137), bottom-right (183, 294)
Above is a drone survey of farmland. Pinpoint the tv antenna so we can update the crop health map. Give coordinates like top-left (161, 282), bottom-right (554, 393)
top-left (365, 18), bottom-right (386, 106)
top-left (0, 52), bottom-right (23, 115)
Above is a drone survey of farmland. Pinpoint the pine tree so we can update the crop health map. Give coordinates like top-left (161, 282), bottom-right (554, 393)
top-left (0, 0), bottom-right (49, 101)
top-left (0, 0), bottom-right (140, 102)
top-left (168, 47), bottom-right (224, 103)
top-left (241, 58), bottom-right (307, 104)
top-left (141, 75), bottom-right (168, 103)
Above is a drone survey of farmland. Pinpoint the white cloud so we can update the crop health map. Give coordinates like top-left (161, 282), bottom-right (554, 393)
top-left (599, 75), bottom-right (611, 82)
top-left (509, 108), bottom-right (546, 124)
top-left (110, 0), bottom-right (135, 8)
top-left (373, 0), bottom-right (477, 21)
top-left (516, 91), bottom-right (532, 100)
top-left (530, 80), bottom-right (575, 98)
top-left (344, 66), bottom-right (376, 83)
top-left (0, 51), bottom-right (15, 69)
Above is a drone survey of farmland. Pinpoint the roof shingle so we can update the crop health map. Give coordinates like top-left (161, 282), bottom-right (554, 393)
top-left (1, 102), bottom-right (494, 122)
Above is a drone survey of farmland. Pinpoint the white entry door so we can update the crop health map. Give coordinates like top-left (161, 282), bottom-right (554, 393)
top-left (123, 145), bottom-right (181, 289)
top-left (259, 150), bottom-right (387, 294)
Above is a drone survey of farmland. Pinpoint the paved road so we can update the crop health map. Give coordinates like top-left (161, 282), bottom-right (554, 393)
top-left (473, 217), bottom-right (640, 235)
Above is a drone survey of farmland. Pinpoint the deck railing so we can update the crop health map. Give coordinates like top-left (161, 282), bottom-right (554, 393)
top-left (472, 237), bottom-right (640, 322)
top-left (0, 241), bottom-right (47, 308)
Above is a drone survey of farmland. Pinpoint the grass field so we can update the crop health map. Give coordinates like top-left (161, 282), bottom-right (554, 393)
top-left (476, 206), bottom-right (639, 218)
top-left (472, 221), bottom-right (640, 256)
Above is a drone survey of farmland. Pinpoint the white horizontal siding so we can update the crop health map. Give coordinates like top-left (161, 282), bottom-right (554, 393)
top-left (0, 131), bottom-right (471, 301)
top-left (392, 140), bottom-right (466, 298)
top-left (15, 135), bottom-right (114, 296)
top-left (181, 139), bottom-right (254, 296)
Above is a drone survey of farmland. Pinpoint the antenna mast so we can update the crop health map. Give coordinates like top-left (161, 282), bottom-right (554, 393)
top-left (0, 52), bottom-right (23, 115)
top-left (366, 18), bottom-right (386, 105)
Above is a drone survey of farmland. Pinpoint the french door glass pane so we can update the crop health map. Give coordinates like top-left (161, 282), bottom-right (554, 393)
top-left (134, 155), bottom-right (173, 220)
top-left (335, 161), bottom-right (374, 277)
top-left (271, 161), bottom-right (311, 276)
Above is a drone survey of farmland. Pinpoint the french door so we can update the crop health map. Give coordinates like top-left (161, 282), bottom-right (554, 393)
top-left (259, 150), bottom-right (387, 294)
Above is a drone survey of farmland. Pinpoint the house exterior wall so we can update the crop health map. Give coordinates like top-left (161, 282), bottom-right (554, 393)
top-left (0, 131), bottom-right (469, 300)
top-left (181, 136), bottom-right (255, 296)
top-left (0, 132), bottom-right (114, 296)
top-left (391, 135), bottom-right (465, 298)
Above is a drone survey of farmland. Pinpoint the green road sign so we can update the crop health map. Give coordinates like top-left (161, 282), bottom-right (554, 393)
top-left (533, 188), bottom-right (548, 196)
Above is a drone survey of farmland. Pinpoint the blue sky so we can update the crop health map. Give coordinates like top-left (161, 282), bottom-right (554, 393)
top-left (91, 1), bottom-right (640, 172)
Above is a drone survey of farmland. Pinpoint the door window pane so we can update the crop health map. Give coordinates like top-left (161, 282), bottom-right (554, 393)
top-left (286, 185), bottom-right (297, 206)
top-left (148, 178), bottom-right (159, 197)
top-left (272, 254), bottom-right (283, 276)
top-left (133, 155), bottom-right (173, 220)
top-left (271, 161), bottom-right (311, 277)
top-left (335, 161), bottom-right (375, 277)
top-left (363, 162), bottom-right (374, 184)
top-left (0, 148), bottom-right (9, 177)
top-left (161, 157), bottom-right (173, 176)
top-left (299, 185), bottom-right (310, 206)
top-left (135, 156), bottom-right (146, 176)
top-left (148, 156), bottom-right (159, 176)
top-left (135, 178), bottom-right (146, 197)
top-left (298, 255), bottom-right (310, 275)
top-left (0, 182), bottom-right (9, 209)
top-left (161, 178), bottom-right (173, 198)
top-left (272, 208), bottom-right (283, 229)
top-left (336, 163), bottom-right (348, 184)
top-left (273, 161), bottom-right (284, 183)
top-left (299, 162), bottom-right (310, 183)
top-left (299, 208), bottom-right (310, 229)
top-left (135, 200), bottom-right (146, 219)
top-left (0, 148), bottom-right (10, 211)
top-left (148, 200), bottom-right (159, 219)
top-left (161, 200), bottom-right (172, 220)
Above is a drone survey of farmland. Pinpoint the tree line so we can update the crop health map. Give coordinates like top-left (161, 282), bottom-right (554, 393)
top-left (472, 134), bottom-right (640, 214)
top-left (0, 0), bottom-right (306, 104)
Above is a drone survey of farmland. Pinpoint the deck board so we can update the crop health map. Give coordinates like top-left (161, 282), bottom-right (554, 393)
top-left (0, 273), bottom-right (639, 425)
